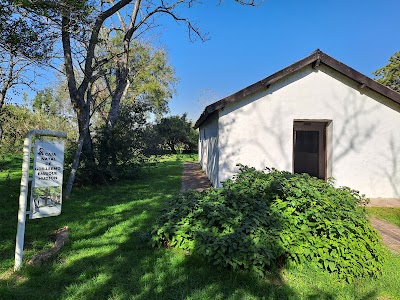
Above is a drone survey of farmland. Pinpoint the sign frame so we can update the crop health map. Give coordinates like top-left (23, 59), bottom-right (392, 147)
top-left (14, 130), bottom-right (67, 271)
top-left (30, 140), bottom-right (65, 219)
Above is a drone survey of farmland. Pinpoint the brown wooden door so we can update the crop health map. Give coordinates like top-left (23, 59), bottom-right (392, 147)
top-left (293, 121), bottom-right (327, 180)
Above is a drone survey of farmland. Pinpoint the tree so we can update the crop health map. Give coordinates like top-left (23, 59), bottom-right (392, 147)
top-left (0, 1), bottom-right (54, 59)
top-left (0, 1), bottom-right (56, 143)
top-left (156, 114), bottom-right (198, 153)
top-left (90, 39), bottom-right (176, 127)
top-left (6, 0), bottom-right (260, 196)
top-left (0, 103), bottom-right (77, 155)
top-left (61, 0), bottom-right (258, 195)
top-left (32, 87), bottom-right (58, 114)
top-left (0, 52), bottom-right (33, 142)
top-left (63, 38), bottom-right (177, 184)
top-left (374, 51), bottom-right (400, 92)
top-left (94, 102), bottom-right (151, 181)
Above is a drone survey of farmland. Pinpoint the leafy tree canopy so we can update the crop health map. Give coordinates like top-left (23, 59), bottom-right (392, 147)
top-left (0, 103), bottom-right (77, 155)
top-left (155, 113), bottom-right (198, 153)
top-left (32, 87), bottom-right (57, 114)
top-left (0, 1), bottom-right (60, 59)
top-left (93, 38), bottom-right (177, 121)
top-left (374, 51), bottom-right (400, 93)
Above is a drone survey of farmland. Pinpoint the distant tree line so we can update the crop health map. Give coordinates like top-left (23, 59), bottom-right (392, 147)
top-left (0, 92), bottom-right (198, 184)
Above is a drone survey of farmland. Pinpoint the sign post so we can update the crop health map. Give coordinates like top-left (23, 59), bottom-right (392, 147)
top-left (14, 130), bottom-right (67, 271)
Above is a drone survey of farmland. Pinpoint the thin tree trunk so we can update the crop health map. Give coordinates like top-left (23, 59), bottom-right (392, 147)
top-left (65, 119), bottom-right (90, 198)
top-left (61, 0), bottom-right (139, 195)
top-left (78, 114), bottom-right (95, 165)
top-left (0, 93), bottom-right (5, 145)
top-left (64, 132), bottom-right (84, 199)
top-left (106, 58), bottom-right (130, 130)
top-left (168, 142), bottom-right (176, 154)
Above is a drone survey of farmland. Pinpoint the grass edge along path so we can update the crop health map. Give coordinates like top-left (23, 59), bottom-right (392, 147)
top-left (0, 155), bottom-right (399, 299)
top-left (367, 207), bottom-right (400, 228)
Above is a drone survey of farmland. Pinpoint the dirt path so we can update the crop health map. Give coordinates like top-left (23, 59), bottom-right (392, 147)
top-left (367, 199), bottom-right (400, 253)
top-left (369, 217), bottom-right (400, 253)
top-left (181, 162), bottom-right (211, 192)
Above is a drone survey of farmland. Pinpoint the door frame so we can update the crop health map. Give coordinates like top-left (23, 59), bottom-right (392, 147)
top-left (293, 120), bottom-right (331, 180)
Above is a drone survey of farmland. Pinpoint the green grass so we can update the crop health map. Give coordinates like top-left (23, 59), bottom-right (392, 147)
top-left (367, 207), bottom-right (400, 228)
top-left (1, 153), bottom-right (400, 299)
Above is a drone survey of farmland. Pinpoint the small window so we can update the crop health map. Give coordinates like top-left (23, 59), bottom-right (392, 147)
top-left (203, 129), bottom-right (206, 139)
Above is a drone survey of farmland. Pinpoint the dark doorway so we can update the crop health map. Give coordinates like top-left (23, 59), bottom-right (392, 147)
top-left (293, 121), bottom-right (327, 180)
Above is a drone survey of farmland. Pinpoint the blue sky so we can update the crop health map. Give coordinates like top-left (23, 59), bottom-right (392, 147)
top-left (154, 0), bottom-right (400, 122)
top-left (11, 1), bottom-right (399, 123)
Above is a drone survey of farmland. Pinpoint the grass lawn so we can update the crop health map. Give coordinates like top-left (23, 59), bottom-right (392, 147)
top-left (367, 207), bottom-right (400, 228)
top-left (1, 154), bottom-right (400, 299)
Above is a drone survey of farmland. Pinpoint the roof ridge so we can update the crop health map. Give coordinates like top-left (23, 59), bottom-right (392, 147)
top-left (194, 50), bottom-right (400, 128)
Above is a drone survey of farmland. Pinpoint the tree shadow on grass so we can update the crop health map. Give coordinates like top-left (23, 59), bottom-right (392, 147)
top-left (0, 159), bottom-right (382, 300)
top-left (306, 290), bottom-right (378, 300)
top-left (0, 159), bottom-right (298, 299)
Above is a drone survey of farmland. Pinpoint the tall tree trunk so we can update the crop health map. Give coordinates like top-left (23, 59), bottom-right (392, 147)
top-left (106, 54), bottom-right (130, 130)
top-left (77, 107), bottom-right (95, 166)
top-left (65, 120), bottom-right (90, 198)
top-left (75, 88), bottom-right (98, 184)
top-left (61, 1), bottom-right (138, 194)
top-left (105, 0), bottom-right (140, 131)
top-left (0, 92), bottom-right (5, 145)
top-left (0, 123), bottom-right (3, 145)
top-left (168, 142), bottom-right (176, 154)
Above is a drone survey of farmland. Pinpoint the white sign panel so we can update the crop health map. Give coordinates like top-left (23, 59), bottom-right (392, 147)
top-left (30, 140), bottom-right (65, 219)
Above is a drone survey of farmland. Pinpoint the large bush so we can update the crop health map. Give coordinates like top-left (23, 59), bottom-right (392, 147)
top-left (151, 166), bottom-right (385, 281)
top-left (93, 102), bottom-right (150, 182)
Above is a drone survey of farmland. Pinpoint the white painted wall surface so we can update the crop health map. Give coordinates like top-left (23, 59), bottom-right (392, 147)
top-left (199, 112), bottom-right (219, 187)
top-left (217, 65), bottom-right (400, 198)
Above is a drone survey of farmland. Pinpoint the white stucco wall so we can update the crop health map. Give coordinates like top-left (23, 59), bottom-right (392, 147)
top-left (199, 112), bottom-right (219, 187)
top-left (217, 65), bottom-right (400, 198)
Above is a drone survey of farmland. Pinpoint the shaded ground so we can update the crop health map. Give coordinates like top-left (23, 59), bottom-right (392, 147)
top-left (181, 162), bottom-right (211, 191)
top-left (181, 163), bottom-right (400, 253)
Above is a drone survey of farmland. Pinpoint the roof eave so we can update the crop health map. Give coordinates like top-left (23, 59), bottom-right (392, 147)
top-left (194, 50), bottom-right (322, 129)
top-left (194, 50), bottom-right (400, 129)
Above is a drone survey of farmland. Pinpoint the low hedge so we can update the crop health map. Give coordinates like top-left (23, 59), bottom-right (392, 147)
top-left (151, 165), bottom-right (385, 281)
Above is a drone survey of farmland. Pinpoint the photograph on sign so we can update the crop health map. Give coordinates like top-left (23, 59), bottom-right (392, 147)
top-left (30, 140), bottom-right (64, 219)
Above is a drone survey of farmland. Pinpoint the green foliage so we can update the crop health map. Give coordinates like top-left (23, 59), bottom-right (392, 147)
top-left (1, 156), bottom-right (400, 299)
top-left (374, 51), bottom-right (400, 92)
top-left (0, 1), bottom-right (56, 60)
top-left (93, 38), bottom-right (177, 122)
top-left (126, 41), bottom-right (177, 117)
top-left (93, 102), bottom-right (151, 182)
top-left (155, 113), bottom-right (198, 153)
top-left (0, 104), bottom-right (77, 155)
top-left (152, 165), bottom-right (385, 281)
top-left (32, 87), bottom-right (58, 115)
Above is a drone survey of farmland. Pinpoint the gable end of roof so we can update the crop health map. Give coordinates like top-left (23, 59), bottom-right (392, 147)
top-left (194, 50), bottom-right (400, 128)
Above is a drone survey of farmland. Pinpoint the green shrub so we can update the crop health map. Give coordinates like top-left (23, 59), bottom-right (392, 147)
top-left (92, 102), bottom-right (150, 182)
top-left (151, 165), bottom-right (385, 281)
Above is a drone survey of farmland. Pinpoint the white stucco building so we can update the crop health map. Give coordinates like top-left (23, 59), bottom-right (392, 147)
top-left (195, 50), bottom-right (400, 198)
